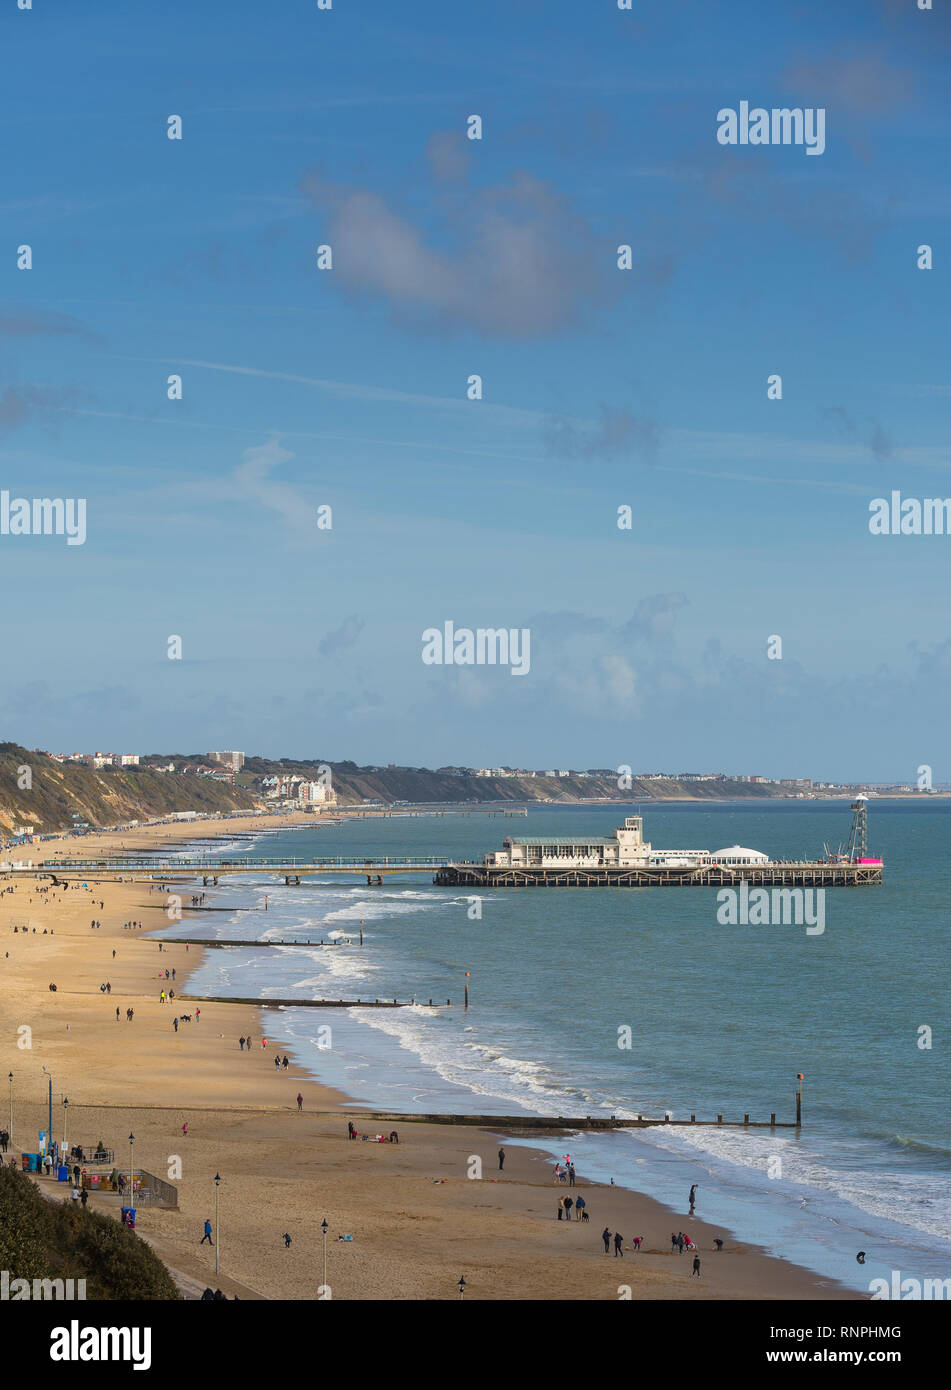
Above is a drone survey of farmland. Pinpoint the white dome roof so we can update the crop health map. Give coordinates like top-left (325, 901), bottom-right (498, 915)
top-left (711, 844), bottom-right (769, 862)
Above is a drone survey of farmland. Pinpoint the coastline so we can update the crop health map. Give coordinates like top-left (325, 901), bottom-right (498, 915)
top-left (1, 814), bottom-right (856, 1299)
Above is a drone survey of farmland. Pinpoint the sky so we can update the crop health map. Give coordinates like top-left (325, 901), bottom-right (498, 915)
top-left (1, 0), bottom-right (950, 780)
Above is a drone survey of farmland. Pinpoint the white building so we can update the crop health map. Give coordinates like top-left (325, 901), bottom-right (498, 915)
top-left (485, 816), bottom-right (719, 870)
top-left (709, 845), bottom-right (769, 866)
top-left (297, 780), bottom-right (336, 806)
top-left (209, 751), bottom-right (245, 771)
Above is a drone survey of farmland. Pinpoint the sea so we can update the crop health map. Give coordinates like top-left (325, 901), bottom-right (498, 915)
top-left (148, 800), bottom-right (951, 1295)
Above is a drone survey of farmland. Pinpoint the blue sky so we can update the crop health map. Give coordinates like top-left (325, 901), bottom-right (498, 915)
top-left (1, 0), bottom-right (950, 779)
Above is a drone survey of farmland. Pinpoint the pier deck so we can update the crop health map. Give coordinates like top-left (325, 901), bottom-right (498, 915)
top-left (17, 855), bottom-right (884, 886)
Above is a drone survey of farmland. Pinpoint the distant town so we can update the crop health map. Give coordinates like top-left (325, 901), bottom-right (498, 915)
top-left (34, 750), bottom-right (944, 799)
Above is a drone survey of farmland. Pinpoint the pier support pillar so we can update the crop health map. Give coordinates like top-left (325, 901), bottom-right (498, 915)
top-left (744, 1114), bottom-right (749, 1126)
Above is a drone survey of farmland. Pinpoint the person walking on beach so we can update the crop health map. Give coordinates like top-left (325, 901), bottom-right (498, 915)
top-left (173, 1018), bottom-right (179, 1032)
top-left (80, 1188), bottom-right (88, 1208)
top-left (297, 1093), bottom-right (303, 1112)
top-left (200, 1219), bottom-right (213, 1246)
top-left (182, 1121), bottom-right (188, 1138)
top-left (677, 1233), bottom-right (685, 1255)
top-left (498, 1147), bottom-right (505, 1171)
top-left (689, 1183), bottom-right (698, 1209)
top-left (116, 1006), bottom-right (120, 1021)
top-left (602, 1227), bottom-right (612, 1254)
top-left (564, 1196), bottom-right (573, 1220)
top-left (568, 1164), bottom-right (576, 1186)
top-left (239, 1037), bottom-right (245, 1051)
top-left (557, 1197), bottom-right (565, 1221)
top-left (671, 1231), bottom-right (678, 1252)
top-left (574, 1195), bottom-right (585, 1220)
top-left (692, 1254), bottom-right (701, 1278)
top-left (614, 1231), bottom-right (624, 1257)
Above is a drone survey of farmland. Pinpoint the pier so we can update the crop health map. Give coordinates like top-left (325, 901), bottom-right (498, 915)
top-left (22, 853), bottom-right (883, 887)
top-left (35, 856), bottom-right (447, 885)
top-left (434, 861), bottom-right (883, 887)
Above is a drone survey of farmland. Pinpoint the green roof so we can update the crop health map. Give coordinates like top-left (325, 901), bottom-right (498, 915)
top-left (506, 835), bottom-right (616, 845)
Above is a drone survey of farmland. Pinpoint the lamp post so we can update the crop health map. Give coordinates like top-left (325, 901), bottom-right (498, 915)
top-left (7, 1072), bottom-right (12, 1149)
top-left (41, 1066), bottom-right (52, 1145)
top-left (214, 1173), bottom-right (221, 1277)
top-left (458, 1275), bottom-right (467, 1301)
top-left (128, 1132), bottom-right (135, 1202)
top-left (62, 1097), bottom-right (69, 1151)
top-left (321, 1218), bottom-right (328, 1291)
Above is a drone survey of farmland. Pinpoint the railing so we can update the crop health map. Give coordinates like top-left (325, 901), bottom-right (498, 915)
top-left (41, 856), bottom-right (451, 869)
top-left (119, 1168), bottom-right (178, 1208)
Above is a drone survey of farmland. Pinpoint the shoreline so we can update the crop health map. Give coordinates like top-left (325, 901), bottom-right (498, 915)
top-left (1, 813), bottom-right (858, 1299)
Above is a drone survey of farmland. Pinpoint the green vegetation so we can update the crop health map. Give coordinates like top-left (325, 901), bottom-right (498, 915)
top-left (0, 743), bottom-right (259, 836)
top-left (0, 1166), bottom-right (180, 1300)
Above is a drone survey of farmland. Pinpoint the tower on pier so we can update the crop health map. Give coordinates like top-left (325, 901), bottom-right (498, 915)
top-left (847, 794), bottom-right (868, 862)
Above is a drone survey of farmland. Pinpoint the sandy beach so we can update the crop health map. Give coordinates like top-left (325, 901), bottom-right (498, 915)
top-left (0, 815), bottom-right (855, 1300)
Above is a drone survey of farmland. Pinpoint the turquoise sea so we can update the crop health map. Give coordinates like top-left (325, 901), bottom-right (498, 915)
top-left (152, 800), bottom-right (951, 1294)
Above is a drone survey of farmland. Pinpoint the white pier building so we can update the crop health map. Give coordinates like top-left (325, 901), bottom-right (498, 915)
top-left (483, 816), bottom-right (769, 870)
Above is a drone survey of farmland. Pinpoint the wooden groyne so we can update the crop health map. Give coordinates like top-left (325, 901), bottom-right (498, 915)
top-left (161, 937), bottom-right (349, 948)
top-left (179, 994), bottom-right (455, 1009)
top-left (351, 1110), bottom-right (799, 1131)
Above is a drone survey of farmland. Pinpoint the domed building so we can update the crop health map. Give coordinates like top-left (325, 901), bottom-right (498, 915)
top-left (710, 845), bottom-right (769, 866)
